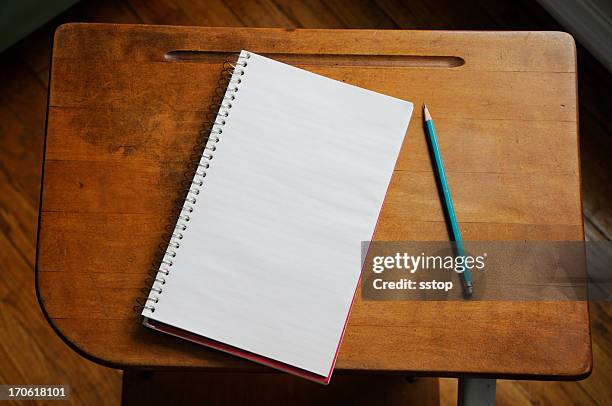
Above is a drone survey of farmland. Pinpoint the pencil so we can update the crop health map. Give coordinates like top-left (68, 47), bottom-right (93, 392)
top-left (423, 104), bottom-right (473, 296)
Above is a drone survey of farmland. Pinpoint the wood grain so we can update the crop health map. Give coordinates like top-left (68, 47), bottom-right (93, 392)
top-left (1, 0), bottom-right (609, 405)
top-left (36, 24), bottom-right (590, 379)
top-left (0, 48), bottom-right (122, 406)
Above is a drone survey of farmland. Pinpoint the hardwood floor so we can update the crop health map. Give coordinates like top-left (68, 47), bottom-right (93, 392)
top-left (0, 0), bottom-right (610, 404)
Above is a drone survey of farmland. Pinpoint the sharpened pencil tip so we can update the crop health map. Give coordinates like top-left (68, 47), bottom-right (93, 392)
top-left (423, 104), bottom-right (432, 121)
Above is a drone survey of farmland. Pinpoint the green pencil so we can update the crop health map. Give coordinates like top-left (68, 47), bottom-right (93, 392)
top-left (423, 104), bottom-right (473, 296)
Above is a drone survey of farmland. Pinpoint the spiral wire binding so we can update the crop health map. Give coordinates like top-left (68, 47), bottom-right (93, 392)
top-left (135, 51), bottom-right (251, 314)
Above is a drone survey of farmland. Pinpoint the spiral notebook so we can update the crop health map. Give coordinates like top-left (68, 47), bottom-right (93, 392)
top-left (141, 50), bottom-right (413, 383)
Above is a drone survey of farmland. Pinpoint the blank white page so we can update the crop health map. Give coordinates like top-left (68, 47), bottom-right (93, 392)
top-left (143, 51), bottom-right (413, 377)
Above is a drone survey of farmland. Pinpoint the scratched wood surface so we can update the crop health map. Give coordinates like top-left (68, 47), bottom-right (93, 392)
top-left (36, 24), bottom-right (590, 379)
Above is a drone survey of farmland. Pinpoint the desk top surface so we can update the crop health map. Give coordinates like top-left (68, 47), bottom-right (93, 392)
top-left (37, 24), bottom-right (590, 378)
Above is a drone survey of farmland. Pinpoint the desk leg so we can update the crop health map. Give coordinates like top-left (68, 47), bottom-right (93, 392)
top-left (457, 378), bottom-right (496, 406)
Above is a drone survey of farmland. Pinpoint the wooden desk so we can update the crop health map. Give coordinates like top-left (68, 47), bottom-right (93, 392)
top-left (37, 24), bottom-right (590, 380)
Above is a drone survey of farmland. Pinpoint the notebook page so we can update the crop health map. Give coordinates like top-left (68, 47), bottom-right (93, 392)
top-left (144, 51), bottom-right (413, 377)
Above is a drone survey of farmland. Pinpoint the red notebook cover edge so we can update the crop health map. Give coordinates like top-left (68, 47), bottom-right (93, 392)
top-left (144, 318), bottom-right (330, 384)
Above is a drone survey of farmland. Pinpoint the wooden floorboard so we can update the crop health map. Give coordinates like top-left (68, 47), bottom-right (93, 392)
top-left (0, 50), bottom-right (122, 405)
top-left (0, 0), bottom-right (610, 404)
